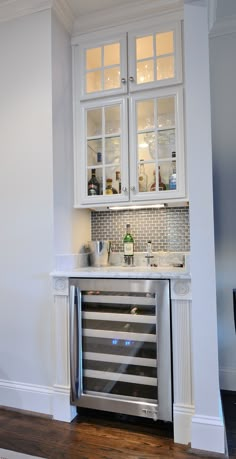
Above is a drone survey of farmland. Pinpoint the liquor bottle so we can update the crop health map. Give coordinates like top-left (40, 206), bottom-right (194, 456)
top-left (105, 178), bottom-right (118, 195)
top-left (97, 152), bottom-right (103, 194)
top-left (138, 160), bottom-right (148, 192)
top-left (105, 178), bottom-right (113, 194)
top-left (158, 166), bottom-right (166, 191)
top-left (116, 170), bottom-right (121, 194)
top-left (169, 151), bottom-right (176, 190)
top-left (123, 224), bottom-right (134, 266)
top-left (88, 169), bottom-right (99, 196)
top-left (150, 170), bottom-right (156, 191)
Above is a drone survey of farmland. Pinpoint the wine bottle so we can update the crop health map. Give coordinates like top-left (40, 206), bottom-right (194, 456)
top-left (123, 224), bottom-right (134, 266)
top-left (88, 169), bottom-right (99, 196)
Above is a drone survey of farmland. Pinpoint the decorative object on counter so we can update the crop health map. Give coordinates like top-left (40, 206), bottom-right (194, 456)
top-left (88, 168), bottom-right (100, 195)
top-left (123, 223), bottom-right (134, 266)
top-left (138, 160), bottom-right (148, 192)
top-left (158, 166), bottom-right (166, 191)
top-left (169, 151), bottom-right (176, 190)
top-left (88, 240), bottom-right (111, 267)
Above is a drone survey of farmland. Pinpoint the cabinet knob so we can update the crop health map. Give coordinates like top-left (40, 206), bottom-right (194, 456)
top-left (121, 78), bottom-right (126, 84)
top-left (122, 186), bottom-right (128, 192)
top-left (129, 76), bottom-right (135, 82)
top-left (130, 186), bottom-right (136, 192)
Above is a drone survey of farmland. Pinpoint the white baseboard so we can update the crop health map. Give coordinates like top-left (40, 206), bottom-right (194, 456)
top-left (219, 367), bottom-right (236, 391)
top-left (0, 378), bottom-right (52, 416)
top-left (52, 384), bottom-right (77, 422)
top-left (191, 414), bottom-right (226, 454)
top-left (0, 379), bottom-right (77, 423)
top-left (173, 403), bottom-right (195, 445)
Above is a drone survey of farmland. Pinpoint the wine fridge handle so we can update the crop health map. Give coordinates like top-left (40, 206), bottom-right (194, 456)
top-left (69, 285), bottom-right (82, 403)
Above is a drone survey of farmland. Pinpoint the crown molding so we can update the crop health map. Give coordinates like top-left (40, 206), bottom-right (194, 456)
top-left (0, 0), bottom-right (52, 23)
top-left (0, 0), bottom-right (73, 33)
top-left (72, 0), bottom-right (184, 36)
top-left (209, 13), bottom-right (236, 38)
top-left (52, 0), bottom-right (73, 33)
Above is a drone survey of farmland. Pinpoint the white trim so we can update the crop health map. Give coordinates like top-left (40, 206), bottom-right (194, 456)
top-left (0, 0), bottom-right (52, 23)
top-left (52, 384), bottom-right (77, 422)
top-left (219, 367), bottom-right (236, 391)
top-left (0, 378), bottom-right (52, 416)
top-left (173, 403), bottom-right (194, 445)
top-left (209, 14), bottom-right (236, 38)
top-left (72, 0), bottom-right (183, 37)
top-left (191, 414), bottom-right (226, 454)
top-left (0, 0), bottom-right (73, 32)
top-left (52, 0), bottom-right (74, 33)
top-left (208, 0), bottom-right (217, 32)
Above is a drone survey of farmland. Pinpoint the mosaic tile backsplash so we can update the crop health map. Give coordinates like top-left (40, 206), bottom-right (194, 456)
top-left (91, 207), bottom-right (190, 252)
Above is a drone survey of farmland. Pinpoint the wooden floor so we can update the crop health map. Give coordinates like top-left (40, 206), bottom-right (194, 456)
top-left (0, 394), bottom-right (235, 459)
top-left (221, 390), bottom-right (236, 457)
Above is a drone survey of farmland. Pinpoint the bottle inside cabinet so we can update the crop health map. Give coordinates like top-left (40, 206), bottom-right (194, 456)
top-left (88, 169), bottom-right (100, 196)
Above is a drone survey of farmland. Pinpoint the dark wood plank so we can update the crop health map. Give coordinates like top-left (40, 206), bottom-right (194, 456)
top-left (0, 405), bottom-right (234, 459)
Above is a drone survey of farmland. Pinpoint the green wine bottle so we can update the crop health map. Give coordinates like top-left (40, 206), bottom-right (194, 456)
top-left (123, 224), bottom-right (134, 266)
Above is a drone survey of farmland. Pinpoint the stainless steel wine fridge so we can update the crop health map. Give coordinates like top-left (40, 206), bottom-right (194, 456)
top-left (69, 278), bottom-right (172, 422)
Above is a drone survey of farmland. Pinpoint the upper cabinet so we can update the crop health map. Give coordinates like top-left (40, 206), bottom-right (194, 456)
top-left (73, 17), bottom-right (186, 208)
top-left (77, 22), bottom-right (182, 100)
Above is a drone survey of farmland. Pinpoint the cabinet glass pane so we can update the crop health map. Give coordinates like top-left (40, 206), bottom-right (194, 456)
top-left (156, 31), bottom-right (174, 56)
top-left (137, 100), bottom-right (154, 130)
top-left (105, 138), bottom-right (120, 165)
top-left (87, 109), bottom-right (102, 137)
top-left (138, 161), bottom-right (156, 192)
top-left (104, 43), bottom-right (120, 66)
top-left (158, 130), bottom-right (175, 158)
top-left (135, 29), bottom-right (176, 86)
top-left (104, 67), bottom-right (120, 90)
top-left (86, 47), bottom-right (102, 70)
top-left (87, 140), bottom-right (102, 166)
top-left (105, 167), bottom-right (119, 195)
top-left (157, 56), bottom-right (174, 80)
top-left (159, 161), bottom-right (176, 190)
top-left (86, 70), bottom-right (102, 93)
top-left (138, 133), bottom-right (156, 162)
top-left (136, 36), bottom-right (153, 60)
top-left (157, 97), bottom-right (175, 128)
top-left (137, 60), bottom-right (154, 85)
top-left (105, 106), bottom-right (120, 135)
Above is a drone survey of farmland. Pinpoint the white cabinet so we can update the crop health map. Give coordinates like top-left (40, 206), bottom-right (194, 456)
top-left (73, 19), bottom-right (186, 208)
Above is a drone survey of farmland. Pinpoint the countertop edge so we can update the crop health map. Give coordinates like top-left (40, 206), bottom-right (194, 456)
top-left (50, 267), bottom-right (191, 280)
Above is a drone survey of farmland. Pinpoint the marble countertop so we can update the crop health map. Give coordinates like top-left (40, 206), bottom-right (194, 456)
top-left (51, 265), bottom-right (191, 279)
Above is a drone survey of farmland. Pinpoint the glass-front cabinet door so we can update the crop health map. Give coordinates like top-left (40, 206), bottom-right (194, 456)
top-left (76, 98), bottom-right (129, 205)
top-left (129, 86), bottom-right (185, 201)
top-left (128, 21), bottom-right (182, 92)
top-left (77, 33), bottom-right (127, 100)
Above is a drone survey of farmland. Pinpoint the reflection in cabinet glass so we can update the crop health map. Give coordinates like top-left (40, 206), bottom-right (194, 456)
top-left (136, 31), bottom-right (174, 85)
top-left (135, 93), bottom-right (177, 193)
top-left (86, 42), bottom-right (121, 94)
top-left (81, 98), bottom-right (128, 202)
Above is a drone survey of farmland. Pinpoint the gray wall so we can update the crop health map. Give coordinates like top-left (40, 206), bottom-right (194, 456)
top-left (210, 21), bottom-right (236, 389)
